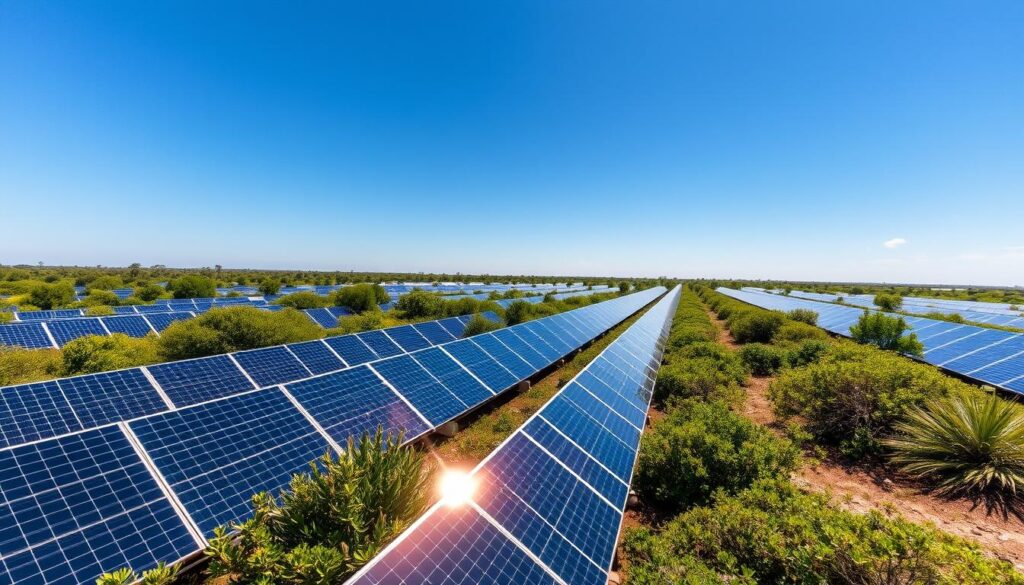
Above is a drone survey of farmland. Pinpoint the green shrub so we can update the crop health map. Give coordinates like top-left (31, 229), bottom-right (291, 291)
top-left (80, 290), bottom-right (120, 307)
top-left (874, 292), bottom-right (903, 311)
top-left (634, 401), bottom-right (798, 514)
top-left (167, 275), bottom-right (216, 299)
top-left (772, 321), bottom-right (827, 343)
top-left (619, 281), bottom-right (632, 294)
top-left (275, 291), bottom-right (332, 309)
top-left (0, 311), bottom-right (11, 324)
top-left (336, 309), bottom-right (387, 334)
top-left (728, 310), bottom-right (784, 343)
top-left (623, 479), bottom-right (1024, 585)
top-left (83, 305), bottom-right (116, 316)
top-left (850, 311), bottom-right (924, 356)
top-left (394, 290), bottom-right (444, 318)
top-left (739, 343), bottom-right (785, 376)
top-left (0, 346), bottom-right (63, 386)
top-left (886, 392), bottom-right (1024, 498)
top-left (27, 282), bottom-right (75, 309)
top-left (258, 278), bottom-right (281, 296)
top-left (206, 430), bottom-right (431, 584)
top-left (463, 313), bottom-right (501, 337)
top-left (654, 358), bottom-right (743, 403)
top-left (503, 300), bottom-right (533, 325)
top-left (770, 341), bottom-right (968, 459)
top-left (97, 562), bottom-right (178, 585)
top-left (62, 334), bottom-right (158, 375)
top-left (332, 284), bottom-right (389, 313)
top-left (157, 307), bottom-right (321, 360)
top-left (667, 324), bottom-right (716, 347)
top-left (86, 275), bottom-right (123, 291)
top-left (135, 283), bottom-right (166, 302)
top-left (784, 339), bottom-right (829, 367)
top-left (787, 308), bottom-right (818, 325)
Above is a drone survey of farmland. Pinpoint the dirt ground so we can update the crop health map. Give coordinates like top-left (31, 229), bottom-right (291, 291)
top-left (708, 309), bottom-right (1024, 570)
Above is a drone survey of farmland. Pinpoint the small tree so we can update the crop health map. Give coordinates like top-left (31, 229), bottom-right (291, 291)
top-left (167, 275), bottom-right (217, 299)
top-left (787, 308), bottom-right (818, 325)
top-left (135, 283), bottom-right (166, 302)
top-left (503, 300), bottom-right (533, 326)
top-left (27, 282), bottom-right (76, 309)
top-left (463, 313), bottom-right (502, 337)
top-left (618, 281), bottom-right (632, 294)
top-left (850, 311), bottom-right (923, 356)
top-left (394, 291), bottom-right (444, 318)
top-left (275, 291), bottom-right (331, 310)
top-left (332, 284), bottom-right (390, 313)
top-left (258, 278), bottom-right (281, 296)
top-left (87, 276), bottom-right (123, 291)
top-left (62, 334), bottom-right (158, 375)
top-left (873, 292), bottom-right (903, 311)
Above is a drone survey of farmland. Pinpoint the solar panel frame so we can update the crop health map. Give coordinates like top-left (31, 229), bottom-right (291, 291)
top-left (323, 334), bottom-right (378, 365)
top-left (286, 339), bottom-right (346, 375)
top-left (146, 355), bottom-right (256, 407)
top-left (371, 355), bottom-right (467, 426)
top-left (356, 330), bottom-right (404, 359)
top-left (232, 346), bottom-right (312, 388)
top-left (102, 315), bottom-right (155, 337)
top-left (0, 322), bottom-right (54, 349)
top-left (383, 325), bottom-right (432, 353)
top-left (56, 368), bottom-right (168, 431)
top-left (46, 318), bottom-right (108, 347)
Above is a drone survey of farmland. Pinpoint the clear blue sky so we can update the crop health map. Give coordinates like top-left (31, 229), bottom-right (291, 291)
top-left (2, 2), bottom-right (1022, 284)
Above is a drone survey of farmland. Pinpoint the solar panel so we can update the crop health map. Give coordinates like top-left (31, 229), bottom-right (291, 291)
top-left (489, 329), bottom-right (550, 371)
top-left (357, 331), bottom-right (404, 359)
top-left (0, 426), bottom-right (199, 585)
top-left (411, 347), bottom-right (493, 409)
top-left (469, 335), bottom-right (537, 379)
top-left (147, 355), bottom-right (256, 407)
top-left (0, 322), bottom-right (54, 349)
top-left (383, 325), bottom-right (432, 352)
top-left (523, 416), bottom-right (628, 507)
top-left (324, 334), bottom-right (378, 365)
top-left (437, 316), bottom-right (467, 338)
top-left (411, 320), bottom-right (456, 345)
top-left (286, 339), bottom-right (346, 375)
top-left (304, 308), bottom-right (338, 328)
top-left (284, 365), bottom-right (430, 446)
top-left (0, 381), bottom-right (81, 448)
top-left (506, 327), bottom-right (561, 362)
top-left (145, 312), bottom-right (194, 332)
top-left (103, 315), bottom-right (154, 337)
top-left (57, 368), bottom-right (168, 430)
top-left (232, 346), bottom-right (311, 388)
top-left (442, 339), bottom-right (519, 393)
top-left (372, 355), bottom-right (467, 426)
top-left (46, 318), bottom-right (108, 347)
top-left (128, 389), bottom-right (332, 536)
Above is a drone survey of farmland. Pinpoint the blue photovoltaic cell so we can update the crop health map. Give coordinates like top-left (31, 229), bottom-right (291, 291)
top-left (233, 346), bottom-right (311, 388)
top-left (925, 329), bottom-right (1015, 364)
top-left (443, 339), bottom-right (519, 393)
top-left (47, 318), bottom-right (108, 347)
top-left (372, 355), bottom-right (466, 425)
top-left (560, 382), bottom-right (641, 445)
top-left (147, 355), bottom-right (255, 407)
top-left (941, 337), bottom-right (1024, 371)
top-left (524, 417), bottom-right (628, 507)
top-left (522, 321), bottom-right (572, 354)
top-left (470, 335), bottom-right (537, 379)
top-left (287, 339), bottom-right (345, 375)
top-left (437, 316), bottom-right (466, 338)
top-left (411, 348), bottom-right (493, 409)
top-left (490, 328), bottom-right (549, 370)
top-left (129, 389), bottom-right (331, 536)
top-left (412, 320), bottom-right (456, 345)
top-left (324, 334), bottom-right (378, 365)
top-left (103, 315), bottom-right (154, 337)
top-left (357, 330), bottom-right (404, 359)
top-left (0, 426), bottom-right (199, 585)
top-left (328, 306), bottom-right (352, 318)
top-left (575, 370), bottom-right (647, 429)
top-left (146, 312), bottom-right (194, 332)
top-left (384, 325), bottom-right (432, 352)
top-left (285, 365), bottom-right (430, 445)
top-left (507, 327), bottom-right (561, 362)
top-left (113, 306), bottom-right (139, 315)
top-left (532, 320), bottom-right (576, 353)
top-left (57, 368), bottom-right (167, 430)
top-left (351, 505), bottom-right (556, 585)
top-left (304, 308), bottom-right (338, 328)
top-left (137, 304), bottom-right (177, 313)
top-left (0, 322), bottom-right (53, 349)
top-left (0, 381), bottom-right (81, 448)
top-left (539, 394), bottom-right (635, 481)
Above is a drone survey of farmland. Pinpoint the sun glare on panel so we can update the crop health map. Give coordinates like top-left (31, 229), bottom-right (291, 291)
top-left (439, 470), bottom-right (476, 507)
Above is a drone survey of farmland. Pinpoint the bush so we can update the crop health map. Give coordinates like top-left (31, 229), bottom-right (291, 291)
top-left (84, 305), bottom-right (115, 316)
top-left (79, 290), bottom-right (121, 307)
top-left (772, 321), bottom-right (827, 343)
top-left (336, 309), bottom-right (387, 334)
top-left (503, 300), bottom-right (533, 325)
top-left (135, 283), bottom-right (166, 302)
top-left (62, 334), bottom-right (158, 375)
top-left (634, 401), bottom-right (798, 514)
top-left (157, 307), bottom-right (321, 360)
top-left (0, 346), bottom-right (63, 386)
top-left (874, 292), bottom-right (903, 311)
top-left (462, 313), bottom-right (502, 337)
top-left (97, 562), bottom-right (178, 585)
top-left (258, 278), bottom-right (281, 296)
top-left (332, 283), bottom-right (389, 313)
top-left (623, 479), bottom-right (1024, 585)
top-left (394, 291), bottom-right (444, 318)
top-left (206, 430), bottom-right (431, 584)
top-left (619, 281), bottom-right (632, 294)
top-left (770, 341), bottom-right (969, 459)
top-left (167, 275), bottom-right (216, 299)
top-left (654, 357), bottom-right (743, 403)
top-left (739, 343), bottom-right (785, 376)
top-left (850, 311), bottom-right (924, 356)
top-left (784, 339), bottom-right (829, 367)
top-left (886, 392), bottom-right (1024, 499)
top-left (728, 310), bottom-right (784, 343)
top-left (275, 291), bottom-right (331, 310)
top-left (787, 308), bottom-right (818, 325)
top-left (27, 282), bottom-right (75, 309)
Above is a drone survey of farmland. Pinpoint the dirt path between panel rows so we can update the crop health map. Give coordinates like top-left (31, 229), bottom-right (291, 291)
top-left (707, 308), bottom-right (1024, 571)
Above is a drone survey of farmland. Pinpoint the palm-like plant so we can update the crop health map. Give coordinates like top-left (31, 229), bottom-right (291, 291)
top-left (885, 392), bottom-right (1024, 498)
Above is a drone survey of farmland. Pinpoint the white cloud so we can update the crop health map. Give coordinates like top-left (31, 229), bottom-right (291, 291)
top-left (883, 238), bottom-right (908, 249)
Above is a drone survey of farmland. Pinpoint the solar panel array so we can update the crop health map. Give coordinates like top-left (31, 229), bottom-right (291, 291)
top-left (720, 288), bottom-right (1024, 395)
top-left (0, 288), bottom-right (664, 585)
top-left (348, 286), bottom-right (680, 585)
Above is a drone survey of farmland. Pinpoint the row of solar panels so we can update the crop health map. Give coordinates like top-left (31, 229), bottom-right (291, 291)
top-left (779, 290), bottom-right (1024, 328)
top-left (7, 297), bottom-right (270, 321)
top-left (0, 288), bottom-right (665, 585)
top-left (349, 286), bottom-right (681, 585)
top-left (721, 288), bottom-right (1024, 394)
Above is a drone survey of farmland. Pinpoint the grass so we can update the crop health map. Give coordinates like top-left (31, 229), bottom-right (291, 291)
top-left (431, 305), bottom-right (652, 467)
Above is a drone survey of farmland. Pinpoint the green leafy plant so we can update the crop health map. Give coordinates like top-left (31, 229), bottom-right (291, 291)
top-left (462, 313), bottom-right (501, 336)
top-left (331, 284), bottom-right (389, 313)
top-left (157, 306), bottom-right (321, 360)
top-left (886, 392), bottom-right (1024, 498)
top-left (167, 275), bottom-right (217, 299)
top-left (738, 343), bottom-right (785, 376)
top-left (206, 430), bottom-right (432, 585)
top-left (873, 292), bottom-right (903, 311)
top-left (727, 310), bottom-right (785, 344)
top-left (258, 278), bottom-right (281, 296)
top-left (274, 291), bottom-right (332, 309)
top-left (335, 308), bottom-right (387, 334)
top-left (850, 311), bottom-right (924, 356)
top-left (28, 281), bottom-right (76, 309)
top-left (787, 308), bottom-right (818, 325)
top-left (62, 334), bottom-right (158, 375)
top-left (503, 300), bottom-right (533, 325)
top-left (96, 562), bottom-right (179, 585)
